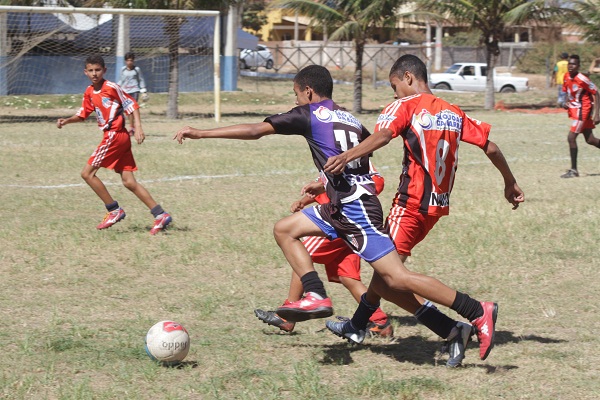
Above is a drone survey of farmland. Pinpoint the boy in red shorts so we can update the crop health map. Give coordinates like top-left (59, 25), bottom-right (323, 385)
top-left (254, 163), bottom-right (393, 337)
top-left (560, 54), bottom-right (600, 178)
top-left (56, 55), bottom-right (171, 235)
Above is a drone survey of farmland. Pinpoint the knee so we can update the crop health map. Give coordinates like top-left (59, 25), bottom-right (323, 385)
top-left (121, 177), bottom-right (137, 191)
top-left (273, 220), bottom-right (291, 244)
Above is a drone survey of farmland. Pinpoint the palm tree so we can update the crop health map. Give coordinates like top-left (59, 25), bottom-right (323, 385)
top-left (275, 0), bottom-right (401, 113)
top-left (575, 0), bottom-right (600, 42)
top-left (418, 0), bottom-right (577, 109)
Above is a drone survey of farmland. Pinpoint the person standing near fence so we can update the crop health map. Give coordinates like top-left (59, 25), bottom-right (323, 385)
top-left (552, 52), bottom-right (569, 107)
top-left (119, 52), bottom-right (148, 135)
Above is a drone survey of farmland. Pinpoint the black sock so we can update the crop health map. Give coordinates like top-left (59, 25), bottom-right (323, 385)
top-left (300, 271), bottom-right (327, 299)
top-left (414, 301), bottom-right (457, 339)
top-left (450, 291), bottom-right (483, 322)
top-left (570, 147), bottom-right (578, 170)
top-left (150, 204), bottom-right (165, 218)
top-left (350, 293), bottom-right (379, 330)
top-left (105, 201), bottom-right (119, 212)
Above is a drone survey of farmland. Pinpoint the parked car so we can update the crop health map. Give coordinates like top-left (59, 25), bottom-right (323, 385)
top-left (239, 44), bottom-right (274, 70)
top-left (429, 63), bottom-right (529, 93)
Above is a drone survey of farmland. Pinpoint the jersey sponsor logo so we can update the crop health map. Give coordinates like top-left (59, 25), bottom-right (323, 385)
top-left (416, 109), bottom-right (463, 133)
top-left (101, 97), bottom-right (113, 108)
top-left (123, 98), bottom-right (134, 109)
top-left (430, 191), bottom-right (450, 207)
top-left (314, 105), bottom-right (333, 122)
top-left (313, 106), bottom-right (362, 130)
top-left (376, 113), bottom-right (396, 124)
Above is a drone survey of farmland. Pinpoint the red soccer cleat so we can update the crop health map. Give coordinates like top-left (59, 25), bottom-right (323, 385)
top-left (97, 208), bottom-right (126, 230)
top-left (471, 302), bottom-right (498, 360)
top-left (276, 292), bottom-right (333, 322)
top-left (150, 212), bottom-right (172, 235)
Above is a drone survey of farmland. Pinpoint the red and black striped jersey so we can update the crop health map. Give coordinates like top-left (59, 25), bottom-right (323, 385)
top-left (375, 93), bottom-right (490, 216)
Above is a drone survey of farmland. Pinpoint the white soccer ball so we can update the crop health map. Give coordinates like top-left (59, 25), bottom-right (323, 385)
top-left (144, 321), bottom-right (190, 365)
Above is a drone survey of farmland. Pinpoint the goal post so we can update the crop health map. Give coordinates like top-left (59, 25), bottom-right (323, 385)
top-left (0, 5), bottom-right (221, 121)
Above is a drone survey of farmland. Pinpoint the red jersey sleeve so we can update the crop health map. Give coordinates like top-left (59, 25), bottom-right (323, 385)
top-left (76, 86), bottom-right (95, 119)
top-left (375, 96), bottom-right (414, 138)
top-left (460, 114), bottom-right (491, 148)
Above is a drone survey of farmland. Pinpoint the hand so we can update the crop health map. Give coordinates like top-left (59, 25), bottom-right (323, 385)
top-left (56, 118), bottom-right (66, 129)
top-left (301, 180), bottom-right (325, 198)
top-left (324, 154), bottom-right (348, 175)
top-left (133, 128), bottom-right (145, 144)
top-left (290, 200), bottom-right (305, 213)
top-left (141, 93), bottom-right (149, 102)
top-left (173, 126), bottom-right (198, 144)
top-left (505, 182), bottom-right (525, 210)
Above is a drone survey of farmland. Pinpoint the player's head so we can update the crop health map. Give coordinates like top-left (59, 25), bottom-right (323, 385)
top-left (293, 65), bottom-right (333, 105)
top-left (125, 51), bottom-right (135, 61)
top-left (84, 55), bottom-right (107, 84)
top-left (560, 52), bottom-right (569, 60)
top-left (85, 55), bottom-right (105, 68)
top-left (568, 54), bottom-right (580, 75)
top-left (389, 55), bottom-right (428, 82)
top-left (388, 55), bottom-right (428, 99)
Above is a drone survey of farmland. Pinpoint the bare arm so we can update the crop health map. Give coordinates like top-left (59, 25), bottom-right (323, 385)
top-left (130, 108), bottom-right (145, 145)
top-left (483, 140), bottom-right (525, 209)
top-left (174, 122), bottom-right (275, 144)
top-left (56, 115), bottom-right (84, 129)
top-left (593, 91), bottom-right (600, 124)
top-left (323, 129), bottom-right (394, 174)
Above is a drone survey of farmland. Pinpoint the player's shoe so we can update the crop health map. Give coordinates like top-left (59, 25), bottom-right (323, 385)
top-left (560, 169), bottom-right (579, 178)
top-left (254, 309), bottom-right (295, 332)
top-left (275, 292), bottom-right (333, 322)
top-left (366, 319), bottom-right (394, 338)
top-left (96, 208), bottom-right (126, 230)
top-left (150, 212), bottom-right (172, 235)
top-left (471, 302), bottom-right (498, 360)
top-left (442, 321), bottom-right (474, 368)
top-left (326, 316), bottom-right (366, 344)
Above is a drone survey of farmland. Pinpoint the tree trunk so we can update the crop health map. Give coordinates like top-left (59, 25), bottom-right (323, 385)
top-left (484, 40), bottom-right (499, 110)
top-left (353, 39), bottom-right (364, 114)
top-left (166, 16), bottom-right (181, 119)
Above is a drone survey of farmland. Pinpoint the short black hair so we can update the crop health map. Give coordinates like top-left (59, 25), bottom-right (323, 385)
top-left (125, 51), bottom-right (135, 60)
top-left (569, 54), bottom-right (580, 64)
top-left (294, 65), bottom-right (333, 98)
top-left (561, 52), bottom-right (569, 59)
top-left (85, 55), bottom-right (105, 68)
top-left (389, 54), bottom-right (428, 82)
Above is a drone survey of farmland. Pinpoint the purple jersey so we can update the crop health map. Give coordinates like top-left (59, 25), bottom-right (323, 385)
top-left (265, 99), bottom-right (375, 210)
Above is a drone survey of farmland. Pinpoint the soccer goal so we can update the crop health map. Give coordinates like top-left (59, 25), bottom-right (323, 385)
top-left (0, 6), bottom-right (221, 122)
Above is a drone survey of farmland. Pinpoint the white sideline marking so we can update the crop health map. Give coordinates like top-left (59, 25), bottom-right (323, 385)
top-left (2, 168), bottom-right (393, 189)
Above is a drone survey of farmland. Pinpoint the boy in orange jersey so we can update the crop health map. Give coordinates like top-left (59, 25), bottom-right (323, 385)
top-left (560, 54), bottom-right (600, 178)
top-left (56, 55), bottom-right (171, 235)
top-left (324, 55), bottom-right (524, 363)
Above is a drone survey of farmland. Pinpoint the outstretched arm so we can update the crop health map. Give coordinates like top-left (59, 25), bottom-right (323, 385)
top-left (593, 91), bottom-right (600, 124)
top-left (56, 115), bottom-right (84, 129)
top-left (174, 122), bottom-right (275, 144)
top-left (324, 129), bottom-right (394, 174)
top-left (483, 140), bottom-right (524, 210)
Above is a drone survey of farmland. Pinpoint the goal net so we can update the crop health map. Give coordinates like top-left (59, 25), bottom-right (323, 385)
top-left (0, 6), bottom-right (221, 122)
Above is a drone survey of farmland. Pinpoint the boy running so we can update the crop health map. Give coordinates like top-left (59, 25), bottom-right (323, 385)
top-left (57, 55), bottom-right (171, 235)
top-left (323, 55), bottom-right (524, 361)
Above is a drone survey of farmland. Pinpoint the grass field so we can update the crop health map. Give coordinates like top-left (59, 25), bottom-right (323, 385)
top-left (1, 77), bottom-right (600, 399)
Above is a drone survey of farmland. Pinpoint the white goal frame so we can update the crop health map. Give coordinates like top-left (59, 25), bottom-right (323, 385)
top-left (0, 6), bottom-right (222, 121)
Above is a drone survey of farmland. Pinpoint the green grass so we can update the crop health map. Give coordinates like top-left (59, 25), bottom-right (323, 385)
top-left (1, 78), bottom-right (599, 399)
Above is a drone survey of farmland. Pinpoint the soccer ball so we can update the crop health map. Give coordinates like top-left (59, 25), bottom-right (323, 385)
top-left (144, 321), bottom-right (190, 365)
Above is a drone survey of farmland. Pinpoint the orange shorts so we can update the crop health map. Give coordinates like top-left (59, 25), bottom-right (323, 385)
top-left (88, 130), bottom-right (137, 172)
top-left (386, 204), bottom-right (440, 256)
top-left (302, 236), bottom-right (360, 283)
top-left (570, 118), bottom-right (595, 133)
